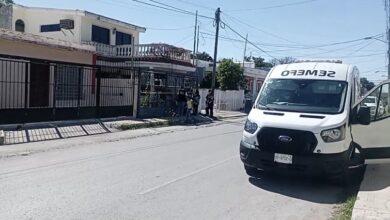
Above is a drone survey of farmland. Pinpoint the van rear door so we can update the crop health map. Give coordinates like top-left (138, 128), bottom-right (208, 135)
top-left (351, 81), bottom-right (390, 163)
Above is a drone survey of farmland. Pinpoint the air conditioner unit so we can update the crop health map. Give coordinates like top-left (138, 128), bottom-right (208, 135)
top-left (60, 19), bottom-right (75, 30)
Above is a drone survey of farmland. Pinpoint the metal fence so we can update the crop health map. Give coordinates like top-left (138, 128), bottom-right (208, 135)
top-left (137, 70), bottom-right (198, 118)
top-left (0, 55), bottom-right (135, 124)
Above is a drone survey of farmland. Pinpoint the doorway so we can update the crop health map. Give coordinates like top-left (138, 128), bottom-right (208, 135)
top-left (29, 63), bottom-right (50, 107)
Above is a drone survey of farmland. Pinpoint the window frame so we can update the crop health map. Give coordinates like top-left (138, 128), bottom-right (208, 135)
top-left (116, 31), bottom-right (132, 45)
top-left (92, 25), bottom-right (110, 45)
top-left (40, 24), bottom-right (61, 32)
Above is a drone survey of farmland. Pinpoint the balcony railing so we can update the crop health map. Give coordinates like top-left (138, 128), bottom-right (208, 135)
top-left (83, 42), bottom-right (192, 63)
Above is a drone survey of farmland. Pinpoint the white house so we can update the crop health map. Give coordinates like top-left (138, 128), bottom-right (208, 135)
top-left (1, 4), bottom-right (146, 46)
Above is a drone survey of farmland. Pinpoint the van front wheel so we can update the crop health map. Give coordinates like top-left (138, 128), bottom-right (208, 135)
top-left (244, 165), bottom-right (262, 178)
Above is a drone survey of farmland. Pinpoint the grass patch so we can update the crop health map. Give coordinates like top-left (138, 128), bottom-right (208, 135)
top-left (333, 195), bottom-right (357, 220)
top-left (119, 120), bottom-right (175, 130)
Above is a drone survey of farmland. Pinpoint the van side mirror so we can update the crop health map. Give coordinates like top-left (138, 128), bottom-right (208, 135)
top-left (357, 106), bottom-right (371, 125)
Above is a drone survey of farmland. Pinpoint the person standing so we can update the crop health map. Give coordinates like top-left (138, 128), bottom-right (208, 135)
top-left (205, 90), bottom-right (214, 118)
top-left (186, 92), bottom-right (193, 122)
top-left (176, 89), bottom-right (187, 116)
top-left (192, 89), bottom-right (200, 115)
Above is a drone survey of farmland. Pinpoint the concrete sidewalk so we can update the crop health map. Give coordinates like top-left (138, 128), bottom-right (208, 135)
top-left (352, 164), bottom-right (390, 220)
top-left (0, 110), bottom-right (246, 146)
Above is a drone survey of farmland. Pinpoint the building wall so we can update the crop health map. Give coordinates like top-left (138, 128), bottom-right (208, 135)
top-left (0, 5), bottom-right (12, 29)
top-left (0, 39), bottom-right (93, 64)
top-left (12, 5), bottom-right (83, 43)
top-left (12, 5), bottom-right (141, 46)
top-left (81, 16), bottom-right (140, 46)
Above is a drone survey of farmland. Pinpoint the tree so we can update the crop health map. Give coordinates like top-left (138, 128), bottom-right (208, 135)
top-left (217, 59), bottom-right (245, 90)
top-left (270, 56), bottom-right (296, 66)
top-left (0, 0), bottom-right (13, 6)
top-left (360, 77), bottom-right (375, 92)
top-left (192, 51), bottom-right (213, 62)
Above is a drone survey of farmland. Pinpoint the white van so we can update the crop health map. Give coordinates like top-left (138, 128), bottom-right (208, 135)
top-left (240, 61), bottom-right (390, 182)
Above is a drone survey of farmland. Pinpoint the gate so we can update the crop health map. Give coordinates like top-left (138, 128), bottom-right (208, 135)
top-left (138, 70), bottom-right (198, 118)
top-left (0, 56), bottom-right (135, 124)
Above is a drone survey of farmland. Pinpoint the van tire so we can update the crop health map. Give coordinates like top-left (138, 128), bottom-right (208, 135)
top-left (245, 165), bottom-right (262, 178)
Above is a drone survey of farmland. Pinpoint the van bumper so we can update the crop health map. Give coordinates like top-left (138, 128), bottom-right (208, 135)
top-left (240, 141), bottom-right (351, 177)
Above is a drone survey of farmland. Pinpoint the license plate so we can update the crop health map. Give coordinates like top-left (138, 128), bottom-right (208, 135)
top-left (274, 153), bottom-right (293, 164)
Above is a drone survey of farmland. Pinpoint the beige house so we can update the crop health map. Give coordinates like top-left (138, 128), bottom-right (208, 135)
top-left (0, 28), bottom-right (95, 111)
top-left (0, 4), bottom-right (197, 122)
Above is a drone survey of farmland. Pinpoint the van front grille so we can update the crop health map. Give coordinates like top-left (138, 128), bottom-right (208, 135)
top-left (257, 127), bottom-right (317, 155)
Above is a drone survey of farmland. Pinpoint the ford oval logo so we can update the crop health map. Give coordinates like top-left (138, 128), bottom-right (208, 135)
top-left (278, 135), bottom-right (292, 143)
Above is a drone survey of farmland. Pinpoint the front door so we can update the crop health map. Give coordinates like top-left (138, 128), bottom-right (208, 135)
top-left (29, 63), bottom-right (50, 107)
top-left (352, 81), bottom-right (390, 162)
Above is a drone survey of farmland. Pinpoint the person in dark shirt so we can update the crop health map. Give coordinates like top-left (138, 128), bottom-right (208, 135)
top-left (177, 89), bottom-right (187, 116)
top-left (205, 90), bottom-right (214, 117)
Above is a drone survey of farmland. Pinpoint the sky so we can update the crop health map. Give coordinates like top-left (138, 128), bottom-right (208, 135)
top-left (14, 0), bottom-right (389, 83)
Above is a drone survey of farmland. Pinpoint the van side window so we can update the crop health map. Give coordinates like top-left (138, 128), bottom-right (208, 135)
top-left (377, 84), bottom-right (390, 120)
top-left (360, 87), bottom-right (381, 120)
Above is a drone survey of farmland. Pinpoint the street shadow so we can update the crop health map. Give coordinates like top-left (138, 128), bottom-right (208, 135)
top-left (358, 164), bottom-right (390, 191)
top-left (248, 171), bottom-right (361, 204)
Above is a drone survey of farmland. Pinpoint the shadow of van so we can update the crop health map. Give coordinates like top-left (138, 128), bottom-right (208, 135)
top-left (248, 171), bottom-right (362, 204)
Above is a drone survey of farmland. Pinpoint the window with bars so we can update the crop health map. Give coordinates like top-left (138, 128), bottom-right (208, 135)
top-left (56, 66), bottom-right (83, 100)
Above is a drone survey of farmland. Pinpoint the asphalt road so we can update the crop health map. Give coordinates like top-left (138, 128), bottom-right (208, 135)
top-left (0, 118), bottom-right (350, 220)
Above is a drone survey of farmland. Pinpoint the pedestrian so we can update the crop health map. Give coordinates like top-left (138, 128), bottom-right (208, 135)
top-left (176, 89), bottom-right (187, 116)
top-left (186, 91), bottom-right (193, 122)
top-left (192, 89), bottom-right (200, 115)
top-left (205, 90), bottom-right (214, 118)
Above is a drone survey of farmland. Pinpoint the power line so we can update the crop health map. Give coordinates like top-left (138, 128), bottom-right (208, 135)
top-left (201, 30), bottom-right (384, 57)
top-left (221, 20), bottom-right (277, 59)
top-left (222, 12), bottom-right (299, 45)
top-left (226, 0), bottom-right (319, 12)
top-left (146, 25), bottom-right (194, 31)
top-left (170, 0), bottom-right (215, 11)
top-left (131, 0), bottom-right (214, 20)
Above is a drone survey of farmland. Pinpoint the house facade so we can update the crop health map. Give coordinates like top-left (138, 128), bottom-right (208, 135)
top-left (1, 4), bottom-right (145, 46)
top-left (244, 67), bottom-right (269, 100)
top-left (0, 4), bottom-right (197, 123)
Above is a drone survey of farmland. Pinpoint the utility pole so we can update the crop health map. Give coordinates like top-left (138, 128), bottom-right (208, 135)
top-left (387, 0), bottom-right (390, 80)
top-left (193, 10), bottom-right (198, 66)
top-left (196, 24), bottom-right (200, 67)
top-left (211, 7), bottom-right (221, 91)
top-left (242, 33), bottom-right (248, 68)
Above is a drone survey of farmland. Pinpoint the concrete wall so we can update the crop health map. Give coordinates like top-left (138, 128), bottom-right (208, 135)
top-left (12, 5), bottom-right (141, 46)
top-left (199, 89), bottom-right (245, 112)
top-left (12, 5), bottom-right (83, 43)
top-left (0, 5), bottom-right (12, 29)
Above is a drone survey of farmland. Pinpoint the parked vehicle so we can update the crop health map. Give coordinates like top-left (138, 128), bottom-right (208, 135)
top-left (240, 60), bottom-right (390, 183)
top-left (363, 96), bottom-right (385, 117)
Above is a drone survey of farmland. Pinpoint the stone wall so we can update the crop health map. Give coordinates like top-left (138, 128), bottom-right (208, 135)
top-left (0, 5), bottom-right (12, 29)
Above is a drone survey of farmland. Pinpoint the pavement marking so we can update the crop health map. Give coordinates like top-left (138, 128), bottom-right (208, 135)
top-left (138, 155), bottom-right (238, 195)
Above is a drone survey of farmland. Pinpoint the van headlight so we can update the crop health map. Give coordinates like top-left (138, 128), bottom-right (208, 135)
top-left (244, 119), bottom-right (258, 134)
top-left (321, 125), bottom-right (345, 142)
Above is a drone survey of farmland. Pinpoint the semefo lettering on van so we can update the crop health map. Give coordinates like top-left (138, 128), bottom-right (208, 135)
top-left (280, 70), bottom-right (336, 77)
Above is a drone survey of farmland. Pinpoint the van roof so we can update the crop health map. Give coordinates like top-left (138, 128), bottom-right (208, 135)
top-left (268, 62), bottom-right (352, 81)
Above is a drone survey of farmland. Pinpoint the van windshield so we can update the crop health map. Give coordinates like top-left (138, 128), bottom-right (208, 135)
top-left (257, 79), bottom-right (348, 114)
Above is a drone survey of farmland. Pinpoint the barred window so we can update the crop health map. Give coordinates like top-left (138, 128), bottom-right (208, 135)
top-left (56, 66), bottom-right (83, 100)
